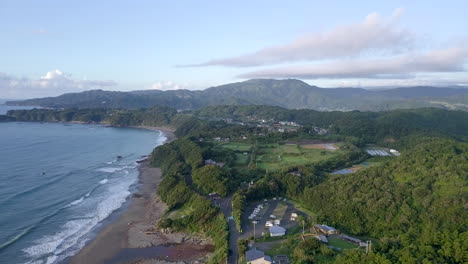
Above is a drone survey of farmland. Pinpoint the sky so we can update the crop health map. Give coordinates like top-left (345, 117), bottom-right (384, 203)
top-left (1, 0), bottom-right (468, 99)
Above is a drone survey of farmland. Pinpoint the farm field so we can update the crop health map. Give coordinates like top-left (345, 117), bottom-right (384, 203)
top-left (218, 142), bottom-right (252, 152)
top-left (214, 141), bottom-right (348, 171)
top-left (256, 143), bottom-right (346, 171)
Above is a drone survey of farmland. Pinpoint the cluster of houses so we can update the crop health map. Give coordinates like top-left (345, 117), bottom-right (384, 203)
top-left (311, 126), bottom-right (329, 135)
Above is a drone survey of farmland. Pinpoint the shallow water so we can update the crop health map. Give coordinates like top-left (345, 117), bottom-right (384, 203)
top-left (0, 121), bottom-right (165, 264)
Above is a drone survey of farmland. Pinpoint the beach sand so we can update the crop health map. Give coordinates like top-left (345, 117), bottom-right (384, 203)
top-left (69, 129), bottom-right (213, 264)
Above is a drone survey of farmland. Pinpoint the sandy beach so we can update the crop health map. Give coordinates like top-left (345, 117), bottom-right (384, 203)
top-left (69, 128), bottom-right (213, 264)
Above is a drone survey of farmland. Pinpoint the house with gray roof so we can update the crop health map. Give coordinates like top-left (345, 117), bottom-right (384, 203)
top-left (246, 248), bottom-right (272, 264)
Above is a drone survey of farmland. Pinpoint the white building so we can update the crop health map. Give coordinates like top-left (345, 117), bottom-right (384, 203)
top-left (269, 226), bottom-right (286, 237)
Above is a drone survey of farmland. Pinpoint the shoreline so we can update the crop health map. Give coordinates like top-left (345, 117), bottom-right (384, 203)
top-left (68, 128), bottom-right (212, 264)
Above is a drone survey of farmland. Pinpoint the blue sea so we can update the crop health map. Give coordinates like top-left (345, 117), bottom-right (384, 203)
top-left (0, 109), bottom-right (165, 263)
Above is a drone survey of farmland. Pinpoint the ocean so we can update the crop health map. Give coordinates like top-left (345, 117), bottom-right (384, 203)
top-left (0, 111), bottom-right (165, 264)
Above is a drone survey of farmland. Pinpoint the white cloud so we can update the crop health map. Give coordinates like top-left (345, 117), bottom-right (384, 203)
top-left (0, 70), bottom-right (117, 99)
top-left (238, 45), bottom-right (468, 79)
top-left (150, 81), bottom-right (189, 90)
top-left (184, 8), bottom-right (413, 67)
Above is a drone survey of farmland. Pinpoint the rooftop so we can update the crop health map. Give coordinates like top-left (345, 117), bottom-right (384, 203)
top-left (246, 248), bottom-right (266, 262)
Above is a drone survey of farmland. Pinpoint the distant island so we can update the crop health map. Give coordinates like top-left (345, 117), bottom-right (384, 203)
top-left (1, 104), bottom-right (467, 263)
top-left (5, 79), bottom-right (468, 111)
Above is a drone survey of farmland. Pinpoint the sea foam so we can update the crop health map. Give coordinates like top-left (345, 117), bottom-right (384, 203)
top-left (96, 167), bottom-right (123, 173)
top-left (23, 172), bottom-right (137, 264)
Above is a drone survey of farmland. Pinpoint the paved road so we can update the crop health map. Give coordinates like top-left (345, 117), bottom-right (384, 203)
top-left (214, 196), bottom-right (239, 264)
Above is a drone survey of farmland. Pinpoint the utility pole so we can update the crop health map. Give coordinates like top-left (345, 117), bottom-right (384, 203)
top-left (366, 240), bottom-right (372, 254)
top-left (253, 221), bottom-right (256, 242)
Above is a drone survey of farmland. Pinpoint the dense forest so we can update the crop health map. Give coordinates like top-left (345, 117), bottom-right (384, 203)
top-left (150, 139), bottom-right (229, 263)
top-left (302, 139), bottom-right (468, 263)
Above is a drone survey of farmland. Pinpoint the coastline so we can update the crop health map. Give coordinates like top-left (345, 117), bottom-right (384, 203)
top-left (69, 128), bottom-right (212, 264)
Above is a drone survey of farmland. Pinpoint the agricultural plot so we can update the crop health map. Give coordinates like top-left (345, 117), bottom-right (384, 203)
top-left (301, 143), bottom-right (339, 151)
top-left (219, 142), bottom-right (252, 152)
top-left (255, 143), bottom-right (345, 171)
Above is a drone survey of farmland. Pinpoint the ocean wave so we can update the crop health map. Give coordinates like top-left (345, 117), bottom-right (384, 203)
top-left (0, 163), bottom-right (105, 206)
top-left (68, 196), bottom-right (85, 206)
top-left (0, 225), bottom-right (34, 250)
top-left (22, 174), bottom-right (137, 264)
top-left (99, 179), bottom-right (109, 184)
top-left (96, 167), bottom-right (123, 173)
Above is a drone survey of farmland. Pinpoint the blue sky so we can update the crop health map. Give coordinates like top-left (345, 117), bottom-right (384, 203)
top-left (1, 0), bottom-right (467, 98)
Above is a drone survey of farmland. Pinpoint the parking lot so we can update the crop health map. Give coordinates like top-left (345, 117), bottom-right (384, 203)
top-left (239, 198), bottom-right (305, 240)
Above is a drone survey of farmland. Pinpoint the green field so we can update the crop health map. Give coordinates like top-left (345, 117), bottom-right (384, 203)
top-left (328, 238), bottom-right (359, 249)
top-left (234, 153), bottom-right (250, 166)
top-left (255, 143), bottom-right (344, 171)
top-left (214, 141), bottom-right (347, 171)
top-left (219, 142), bottom-right (252, 152)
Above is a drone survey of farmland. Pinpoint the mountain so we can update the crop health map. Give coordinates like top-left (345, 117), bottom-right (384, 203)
top-left (6, 79), bottom-right (468, 111)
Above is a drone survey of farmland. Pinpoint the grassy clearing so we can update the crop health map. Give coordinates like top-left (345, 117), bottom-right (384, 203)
top-left (220, 142), bottom-right (252, 152)
top-left (264, 240), bottom-right (291, 256)
top-left (272, 202), bottom-right (288, 219)
top-left (328, 238), bottom-right (359, 249)
top-left (234, 153), bottom-right (249, 166)
top-left (167, 206), bottom-right (193, 219)
top-left (256, 144), bottom-right (344, 171)
top-left (287, 199), bottom-right (317, 220)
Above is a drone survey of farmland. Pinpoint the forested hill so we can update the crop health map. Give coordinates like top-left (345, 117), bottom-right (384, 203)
top-left (303, 139), bottom-right (468, 263)
top-left (6, 79), bottom-right (468, 111)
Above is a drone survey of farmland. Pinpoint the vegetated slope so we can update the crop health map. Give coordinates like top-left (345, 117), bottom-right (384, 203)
top-left (302, 139), bottom-right (468, 263)
top-left (6, 79), bottom-right (468, 111)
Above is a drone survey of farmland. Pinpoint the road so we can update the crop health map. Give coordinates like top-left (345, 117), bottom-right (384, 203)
top-left (214, 196), bottom-right (239, 264)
